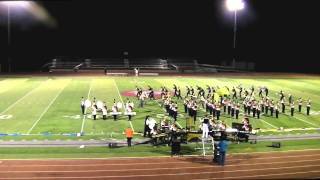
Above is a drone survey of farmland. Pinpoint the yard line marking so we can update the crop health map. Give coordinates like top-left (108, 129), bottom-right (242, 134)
top-left (259, 119), bottom-right (278, 129)
top-left (0, 164), bottom-right (319, 179)
top-left (0, 80), bottom-right (48, 115)
top-left (80, 81), bottom-right (92, 134)
top-left (284, 113), bottom-right (319, 127)
top-left (27, 83), bottom-right (68, 135)
top-left (0, 158), bottom-right (319, 171)
top-left (113, 79), bottom-right (134, 131)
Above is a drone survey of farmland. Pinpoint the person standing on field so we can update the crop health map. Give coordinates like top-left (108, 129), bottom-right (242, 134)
top-left (125, 127), bottom-right (134, 147)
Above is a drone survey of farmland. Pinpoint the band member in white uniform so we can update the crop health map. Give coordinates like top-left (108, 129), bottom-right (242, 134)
top-left (306, 99), bottom-right (311, 115)
top-left (112, 105), bottom-right (118, 121)
top-left (81, 97), bottom-right (85, 115)
top-left (92, 106), bottom-right (97, 120)
top-left (126, 104), bottom-right (134, 121)
top-left (102, 106), bottom-right (107, 120)
top-left (202, 116), bottom-right (210, 139)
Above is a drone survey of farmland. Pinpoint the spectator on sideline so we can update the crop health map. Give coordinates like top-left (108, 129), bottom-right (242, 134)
top-left (218, 134), bottom-right (229, 166)
top-left (125, 127), bottom-right (134, 147)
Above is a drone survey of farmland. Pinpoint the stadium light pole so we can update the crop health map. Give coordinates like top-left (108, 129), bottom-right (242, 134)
top-left (0, 1), bottom-right (31, 73)
top-left (226, 0), bottom-right (244, 68)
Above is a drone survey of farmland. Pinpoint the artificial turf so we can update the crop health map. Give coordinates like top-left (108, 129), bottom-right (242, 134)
top-left (0, 75), bottom-right (319, 141)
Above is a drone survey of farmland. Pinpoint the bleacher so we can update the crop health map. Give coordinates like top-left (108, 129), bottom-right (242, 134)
top-left (43, 57), bottom-right (252, 74)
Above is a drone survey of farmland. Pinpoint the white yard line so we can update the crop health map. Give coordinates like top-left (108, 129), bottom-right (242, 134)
top-left (27, 85), bottom-right (67, 135)
top-left (260, 119), bottom-right (278, 129)
top-left (289, 114), bottom-right (319, 127)
top-left (80, 81), bottom-right (92, 134)
top-left (0, 80), bottom-right (48, 115)
top-left (113, 79), bottom-right (134, 131)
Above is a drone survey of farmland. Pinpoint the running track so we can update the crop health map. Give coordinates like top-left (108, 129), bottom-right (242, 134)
top-left (0, 150), bottom-right (320, 179)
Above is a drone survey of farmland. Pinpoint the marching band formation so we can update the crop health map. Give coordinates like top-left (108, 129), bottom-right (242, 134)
top-left (80, 82), bottom-right (313, 138)
top-left (80, 97), bottom-right (136, 121)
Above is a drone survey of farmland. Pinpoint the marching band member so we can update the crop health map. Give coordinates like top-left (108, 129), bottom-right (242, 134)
top-left (231, 102), bottom-right (235, 118)
top-left (102, 106), bottom-right (107, 120)
top-left (92, 105), bottom-right (97, 120)
top-left (190, 86), bottom-right (194, 96)
top-left (216, 103), bottom-right (221, 120)
top-left (265, 99), bottom-right (269, 115)
top-left (202, 116), bottom-right (210, 139)
top-left (270, 101), bottom-right (274, 117)
top-left (257, 103), bottom-right (261, 119)
top-left (222, 97), bottom-right (227, 113)
top-left (170, 123), bottom-right (177, 132)
top-left (173, 84), bottom-right (178, 97)
top-left (160, 117), bottom-right (169, 131)
top-left (246, 101), bottom-right (252, 116)
top-left (81, 97), bottom-right (85, 115)
top-left (281, 97), bottom-right (286, 113)
top-left (126, 103), bottom-right (134, 121)
top-left (172, 103), bottom-right (178, 122)
top-left (290, 102), bottom-right (295, 116)
top-left (112, 104), bottom-right (119, 121)
top-left (148, 85), bottom-right (155, 100)
top-left (265, 87), bottom-right (269, 97)
top-left (200, 95), bottom-right (206, 109)
top-left (238, 85), bottom-right (243, 99)
top-left (252, 101), bottom-right (257, 118)
top-left (176, 88), bottom-right (182, 99)
top-left (306, 99), bottom-right (311, 115)
top-left (260, 99), bottom-right (265, 113)
top-left (184, 98), bottom-right (188, 113)
top-left (139, 92), bottom-right (145, 108)
top-left (275, 102), bottom-right (280, 118)
top-left (235, 103), bottom-right (240, 119)
top-left (298, 98), bottom-right (303, 113)
top-left (279, 90), bottom-right (285, 101)
top-left (146, 117), bottom-right (157, 135)
top-left (243, 99), bottom-right (247, 115)
top-left (187, 100), bottom-right (193, 117)
top-left (288, 94), bottom-right (293, 104)
top-left (227, 100), bottom-right (231, 115)
top-left (192, 103), bottom-right (198, 123)
top-left (212, 101), bottom-right (217, 117)
top-left (144, 116), bottom-right (151, 137)
top-left (259, 87), bottom-right (263, 98)
top-left (186, 86), bottom-right (191, 97)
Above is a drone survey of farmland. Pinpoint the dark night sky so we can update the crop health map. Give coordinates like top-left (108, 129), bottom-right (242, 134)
top-left (0, 0), bottom-right (319, 73)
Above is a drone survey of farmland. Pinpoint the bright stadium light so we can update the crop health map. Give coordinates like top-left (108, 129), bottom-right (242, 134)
top-left (225, 0), bottom-right (245, 68)
top-left (0, 1), bottom-right (32, 73)
top-left (0, 1), bottom-right (31, 7)
top-left (226, 0), bottom-right (244, 11)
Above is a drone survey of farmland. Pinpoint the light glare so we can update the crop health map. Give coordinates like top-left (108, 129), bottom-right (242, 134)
top-left (0, 1), bottom-right (30, 7)
top-left (226, 0), bottom-right (245, 11)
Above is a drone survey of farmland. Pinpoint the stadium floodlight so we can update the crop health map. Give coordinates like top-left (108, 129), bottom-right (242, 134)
top-left (0, 1), bottom-right (31, 8)
top-left (0, 1), bottom-right (32, 73)
top-left (226, 0), bottom-right (244, 11)
top-left (225, 0), bottom-right (245, 68)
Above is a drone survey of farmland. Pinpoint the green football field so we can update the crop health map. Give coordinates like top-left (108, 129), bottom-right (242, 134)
top-left (0, 75), bottom-right (319, 140)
